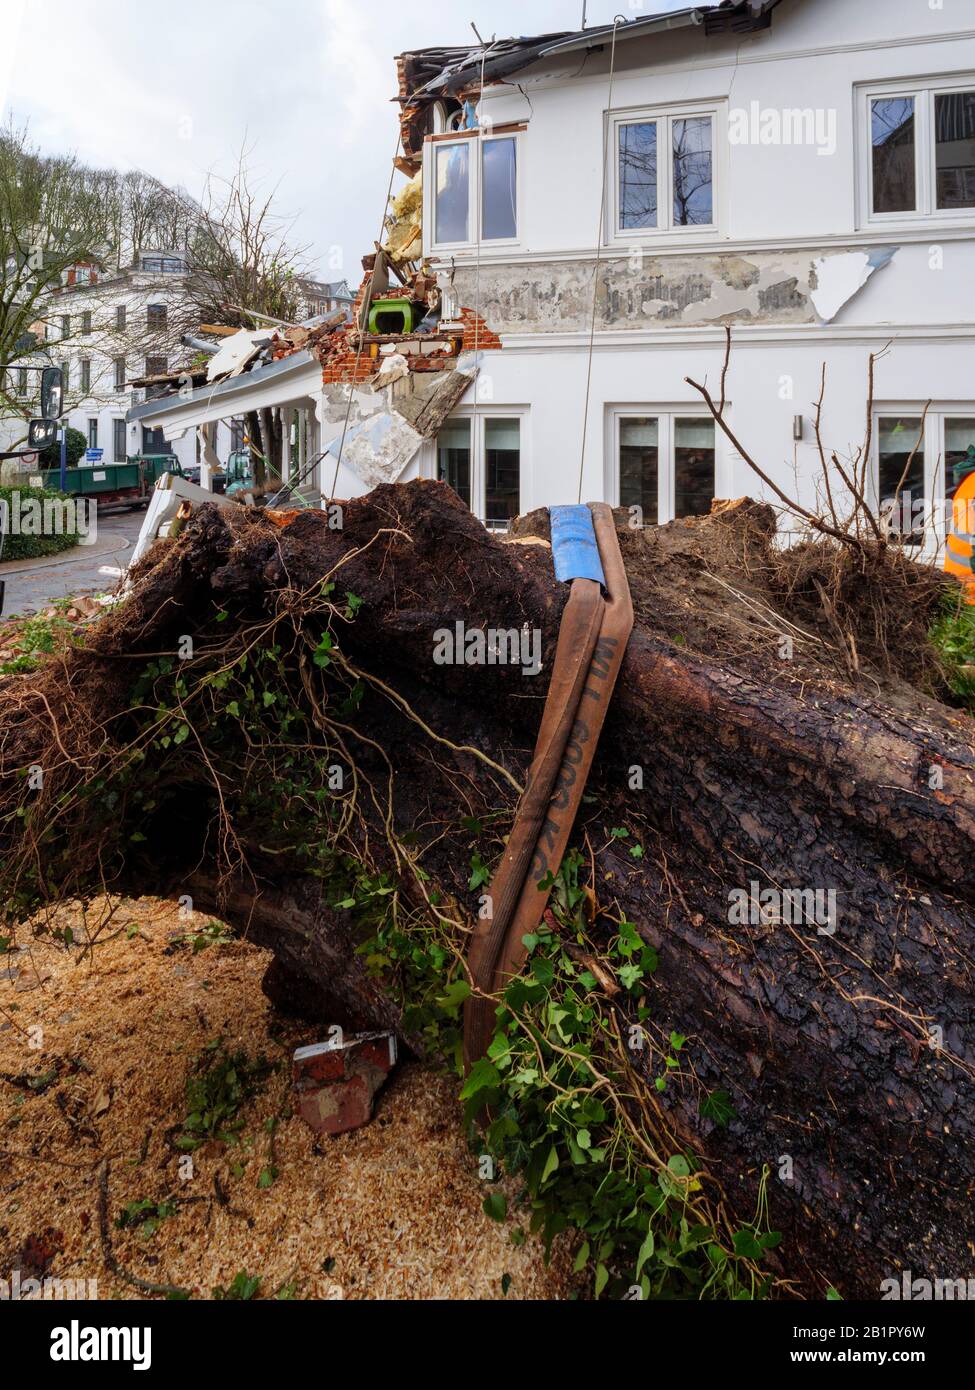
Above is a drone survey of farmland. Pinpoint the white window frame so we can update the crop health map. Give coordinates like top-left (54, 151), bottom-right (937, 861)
top-left (423, 129), bottom-right (524, 255)
top-left (112, 417), bottom-right (127, 462)
top-left (857, 73), bottom-right (975, 230)
top-left (605, 404), bottom-right (724, 524)
top-left (428, 406), bottom-right (529, 528)
top-left (608, 100), bottom-right (724, 246)
top-left (872, 404), bottom-right (975, 556)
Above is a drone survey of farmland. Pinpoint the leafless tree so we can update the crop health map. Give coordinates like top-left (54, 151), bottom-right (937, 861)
top-left (0, 122), bottom-right (113, 439)
top-left (175, 146), bottom-right (313, 484)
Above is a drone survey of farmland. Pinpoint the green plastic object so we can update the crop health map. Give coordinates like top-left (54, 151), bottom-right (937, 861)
top-left (368, 297), bottom-right (415, 335)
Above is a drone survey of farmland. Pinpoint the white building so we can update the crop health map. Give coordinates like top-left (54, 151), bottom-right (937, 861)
top-left (296, 277), bottom-right (352, 320)
top-left (135, 0), bottom-right (975, 557)
top-left (402, 0), bottom-right (975, 551)
top-left (46, 252), bottom-right (234, 472)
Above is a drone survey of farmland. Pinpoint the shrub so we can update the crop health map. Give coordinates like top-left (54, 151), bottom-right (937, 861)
top-left (930, 592), bottom-right (975, 708)
top-left (38, 425), bottom-right (86, 470)
top-left (0, 484), bottom-right (83, 562)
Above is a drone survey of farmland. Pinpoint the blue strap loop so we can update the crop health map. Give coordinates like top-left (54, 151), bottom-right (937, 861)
top-left (549, 505), bottom-right (606, 587)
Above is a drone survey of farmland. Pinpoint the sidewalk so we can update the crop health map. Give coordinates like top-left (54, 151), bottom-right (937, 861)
top-left (0, 529), bottom-right (127, 576)
top-left (0, 511), bottom-right (144, 618)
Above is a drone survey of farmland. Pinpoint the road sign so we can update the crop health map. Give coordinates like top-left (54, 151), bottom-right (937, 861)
top-left (84, 448), bottom-right (104, 463)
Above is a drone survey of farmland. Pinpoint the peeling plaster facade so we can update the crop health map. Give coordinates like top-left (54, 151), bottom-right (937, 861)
top-left (409, 0), bottom-right (975, 543)
top-left (450, 246), bottom-right (898, 334)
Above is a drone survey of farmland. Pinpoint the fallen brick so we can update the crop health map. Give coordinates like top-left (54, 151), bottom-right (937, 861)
top-left (292, 1031), bottom-right (398, 1136)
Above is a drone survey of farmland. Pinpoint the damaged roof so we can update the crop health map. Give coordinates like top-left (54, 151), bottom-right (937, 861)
top-left (126, 348), bottom-right (319, 426)
top-left (397, 2), bottom-right (783, 99)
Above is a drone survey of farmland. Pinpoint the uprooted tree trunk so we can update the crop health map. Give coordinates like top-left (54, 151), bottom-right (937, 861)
top-left (1, 480), bottom-right (973, 1299)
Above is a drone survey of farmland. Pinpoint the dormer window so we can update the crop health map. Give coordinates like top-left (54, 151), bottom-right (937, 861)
top-left (141, 256), bottom-right (185, 273)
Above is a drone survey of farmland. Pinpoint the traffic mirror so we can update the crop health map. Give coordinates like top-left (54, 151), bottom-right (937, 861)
top-left (28, 418), bottom-right (58, 450)
top-left (40, 365), bottom-right (63, 420)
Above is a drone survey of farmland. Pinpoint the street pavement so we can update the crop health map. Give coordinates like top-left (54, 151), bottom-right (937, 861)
top-left (0, 508), bottom-right (147, 618)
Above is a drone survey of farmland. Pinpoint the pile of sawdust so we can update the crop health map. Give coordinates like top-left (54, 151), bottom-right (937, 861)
top-left (0, 898), bottom-right (576, 1300)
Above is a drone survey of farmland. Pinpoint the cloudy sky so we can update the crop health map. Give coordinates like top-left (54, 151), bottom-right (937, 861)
top-left (2, 0), bottom-right (688, 282)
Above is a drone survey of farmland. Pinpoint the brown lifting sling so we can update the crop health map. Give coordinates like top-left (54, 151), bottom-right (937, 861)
top-left (464, 503), bottom-right (634, 1070)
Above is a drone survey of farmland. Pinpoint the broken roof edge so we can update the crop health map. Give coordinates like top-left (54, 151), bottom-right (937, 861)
top-left (399, 2), bottom-right (782, 99)
top-left (125, 348), bottom-right (318, 426)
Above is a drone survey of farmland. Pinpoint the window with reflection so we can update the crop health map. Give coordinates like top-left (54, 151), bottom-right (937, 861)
top-left (619, 417), bottom-right (659, 520)
top-left (935, 91), bottom-right (975, 209)
top-left (878, 415), bottom-right (924, 544)
top-left (485, 419), bottom-right (520, 526)
top-left (482, 138), bottom-right (516, 240)
top-left (674, 417), bottom-right (715, 517)
top-left (672, 118), bottom-right (712, 226)
top-left (871, 97), bottom-right (916, 213)
top-left (619, 122), bottom-right (658, 230)
top-left (435, 144), bottom-right (470, 244)
top-left (437, 419), bottom-right (472, 510)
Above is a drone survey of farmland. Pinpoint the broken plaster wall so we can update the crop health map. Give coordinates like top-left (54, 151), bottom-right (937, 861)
top-left (449, 246), bottom-right (897, 334)
top-left (319, 369), bottom-right (474, 490)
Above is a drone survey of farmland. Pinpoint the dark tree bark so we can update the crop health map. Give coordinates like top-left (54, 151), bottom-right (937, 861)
top-left (2, 480), bottom-right (973, 1299)
top-left (245, 408), bottom-right (264, 487)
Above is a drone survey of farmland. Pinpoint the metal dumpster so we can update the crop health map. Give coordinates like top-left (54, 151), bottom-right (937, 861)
top-left (37, 455), bottom-right (185, 509)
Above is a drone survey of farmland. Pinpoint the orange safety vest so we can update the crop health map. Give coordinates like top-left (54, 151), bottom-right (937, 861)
top-left (945, 469), bottom-right (975, 603)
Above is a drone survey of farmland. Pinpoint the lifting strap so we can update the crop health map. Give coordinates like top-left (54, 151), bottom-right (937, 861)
top-left (463, 503), bottom-right (634, 1070)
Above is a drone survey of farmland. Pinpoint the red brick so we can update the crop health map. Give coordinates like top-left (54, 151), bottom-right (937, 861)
top-left (292, 1031), bottom-right (398, 1136)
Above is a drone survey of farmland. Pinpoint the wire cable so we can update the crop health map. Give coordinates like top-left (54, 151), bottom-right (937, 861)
top-left (576, 18), bottom-right (621, 505)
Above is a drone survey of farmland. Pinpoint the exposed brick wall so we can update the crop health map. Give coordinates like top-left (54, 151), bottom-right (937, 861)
top-left (319, 271), bottom-right (502, 386)
top-left (320, 274), bottom-right (371, 383)
top-left (459, 308), bottom-right (502, 352)
top-left (322, 354), bottom-right (376, 385)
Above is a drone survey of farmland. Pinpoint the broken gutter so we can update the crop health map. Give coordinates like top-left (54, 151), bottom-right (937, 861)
top-left (416, 36), bottom-right (572, 96)
top-left (536, 7), bottom-right (707, 60)
top-left (181, 334), bottom-right (220, 357)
